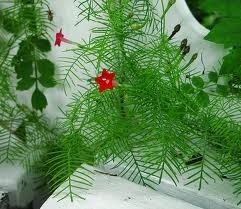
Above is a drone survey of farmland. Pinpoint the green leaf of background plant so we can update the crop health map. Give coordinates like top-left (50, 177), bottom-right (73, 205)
top-left (20, 0), bottom-right (34, 4)
top-left (32, 38), bottom-right (51, 52)
top-left (181, 83), bottom-right (195, 94)
top-left (16, 77), bottom-right (35, 90)
top-left (2, 17), bottom-right (20, 34)
top-left (204, 18), bottom-right (241, 48)
top-left (17, 40), bottom-right (34, 61)
top-left (15, 61), bottom-right (33, 79)
top-left (208, 71), bottom-right (218, 83)
top-left (191, 76), bottom-right (204, 88)
top-left (38, 76), bottom-right (56, 88)
top-left (37, 59), bottom-right (55, 77)
top-left (13, 121), bottom-right (26, 143)
top-left (199, 0), bottom-right (241, 18)
top-left (196, 91), bottom-right (210, 107)
top-left (220, 48), bottom-right (241, 76)
top-left (31, 88), bottom-right (47, 111)
top-left (216, 84), bottom-right (229, 96)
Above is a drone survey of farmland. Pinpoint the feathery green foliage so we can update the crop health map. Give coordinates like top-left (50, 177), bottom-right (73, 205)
top-left (39, 0), bottom-right (241, 205)
top-left (0, 0), bottom-right (233, 205)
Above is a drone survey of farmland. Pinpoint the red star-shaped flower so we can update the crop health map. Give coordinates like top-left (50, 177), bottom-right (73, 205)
top-left (95, 69), bottom-right (118, 92)
top-left (54, 29), bottom-right (73, 47)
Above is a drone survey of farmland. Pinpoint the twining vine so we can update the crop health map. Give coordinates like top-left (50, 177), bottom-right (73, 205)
top-left (1, 0), bottom-right (240, 206)
top-left (35, 0), bottom-right (241, 206)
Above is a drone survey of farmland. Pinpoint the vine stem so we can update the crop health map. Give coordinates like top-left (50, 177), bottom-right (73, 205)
top-left (33, 49), bottom-right (39, 90)
top-left (111, 0), bottom-right (127, 118)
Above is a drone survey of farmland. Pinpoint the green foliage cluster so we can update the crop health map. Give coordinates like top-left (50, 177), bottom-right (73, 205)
top-left (0, 0), bottom-right (56, 111)
top-left (0, 0), bottom-right (57, 173)
top-left (0, 102), bottom-right (57, 168)
top-left (203, 0), bottom-right (241, 96)
top-left (39, 0), bottom-right (241, 205)
top-left (185, 0), bottom-right (220, 30)
top-left (191, 0), bottom-right (241, 98)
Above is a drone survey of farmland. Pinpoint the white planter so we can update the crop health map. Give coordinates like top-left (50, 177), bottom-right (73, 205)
top-left (41, 165), bottom-right (205, 209)
top-left (100, 162), bottom-right (241, 209)
top-left (40, 164), bottom-right (241, 209)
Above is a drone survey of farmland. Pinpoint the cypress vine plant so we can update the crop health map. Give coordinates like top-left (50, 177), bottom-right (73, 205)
top-left (30, 0), bottom-right (241, 204)
top-left (39, 0), bottom-right (241, 204)
top-left (0, 0), bottom-right (236, 205)
top-left (0, 0), bottom-right (57, 170)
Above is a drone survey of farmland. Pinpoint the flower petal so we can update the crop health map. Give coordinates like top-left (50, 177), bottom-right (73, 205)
top-left (95, 68), bottom-right (117, 92)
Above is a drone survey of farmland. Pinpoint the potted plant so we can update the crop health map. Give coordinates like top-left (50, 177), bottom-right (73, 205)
top-left (1, 0), bottom-right (241, 209)
top-left (39, 0), bottom-right (241, 208)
